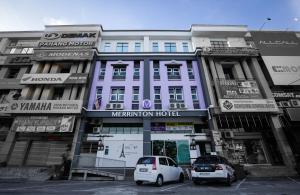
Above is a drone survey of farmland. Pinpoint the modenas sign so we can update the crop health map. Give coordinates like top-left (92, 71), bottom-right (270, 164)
top-left (9, 100), bottom-right (82, 114)
top-left (38, 31), bottom-right (99, 49)
top-left (21, 73), bottom-right (88, 84)
top-left (34, 50), bottom-right (94, 61)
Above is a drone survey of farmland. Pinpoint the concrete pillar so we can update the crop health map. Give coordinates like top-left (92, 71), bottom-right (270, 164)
top-left (71, 118), bottom-right (82, 159)
top-left (249, 57), bottom-right (296, 168)
top-left (232, 62), bottom-right (245, 79)
top-left (16, 67), bottom-right (28, 79)
top-left (208, 58), bottom-right (218, 80)
top-left (241, 59), bottom-right (253, 79)
top-left (215, 62), bottom-right (225, 79)
top-left (0, 38), bottom-right (9, 54)
top-left (0, 67), bottom-right (9, 79)
top-left (32, 87), bottom-right (42, 100)
top-left (40, 86), bottom-right (53, 100)
top-left (85, 61), bottom-right (91, 74)
top-left (0, 130), bottom-right (16, 163)
top-left (143, 119), bottom-right (151, 155)
top-left (77, 61), bottom-right (84, 73)
top-left (144, 36), bottom-right (150, 52)
top-left (79, 86), bottom-right (85, 100)
top-left (21, 87), bottom-right (33, 100)
top-left (70, 63), bottom-right (78, 73)
top-left (42, 62), bottom-right (51, 73)
top-left (70, 87), bottom-right (78, 100)
top-left (62, 87), bottom-right (72, 100)
top-left (30, 62), bottom-right (42, 74)
top-left (50, 63), bottom-right (60, 73)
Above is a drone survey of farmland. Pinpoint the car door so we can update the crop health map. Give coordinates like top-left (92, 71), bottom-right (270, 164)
top-left (167, 157), bottom-right (179, 181)
top-left (222, 157), bottom-right (234, 177)
top-left (159, 157), bottom-right (170, 182)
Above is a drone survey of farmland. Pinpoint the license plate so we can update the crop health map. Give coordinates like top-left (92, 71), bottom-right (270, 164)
top-left (199, 172), bottom-right (210, 175)
top-left (139, 168), bottom-right (148, 172)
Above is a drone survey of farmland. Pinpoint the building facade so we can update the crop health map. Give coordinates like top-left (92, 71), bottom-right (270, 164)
top-left (0, 25), bottom-right (298, 177)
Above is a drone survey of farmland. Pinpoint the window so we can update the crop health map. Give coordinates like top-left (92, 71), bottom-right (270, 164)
top-left (152, 42), bottom-right (159, 52)
top-left (96, 87), bottom-right (102, 100)
top-left (182, 42), bottom-right (189, 52)
top-left (154, 87), bottom-right (161, 100)
top-left (167, 158), bottom-right (177, 167)
top-left (223, 67), bottom-right (234, 79)
top-left (159, 157), bottom-right (168, 165)
top-left (210, 40), bottom-right (229, 48)
top-left (52, 88), bottom-right (64, 100)
top-left (116, 42), bottom-right (128, 52)
top-left (164, 42), bottom-right (176, 52)
top-left (135, 42), bottom-right (141, 52)
top-left (113, 67), bottom-right (126, 79)
top-left (133, 61), bottom-right (140, 80)
top-left (104, 42), bottom-right (111, 52)
top-left (169, 87), bottom-right (183, 101)
top-left (167, 66), bottom-right (180, 79)
top-left (191, 87), bottom-right (198, 101)
top-left (153, 61), bottom-right (160, 79)
top-left (5, 68), bottom-right (19, 78)
top-left (132, 87), bottom-right (139, 101)
top-left (110, 88), bottom-right (125, 101)
top-left (187, 62), bottom-right (195, 80)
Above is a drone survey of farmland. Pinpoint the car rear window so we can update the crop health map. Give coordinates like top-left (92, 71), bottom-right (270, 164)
top-left (194, 156), bottom-right (221, 164)
top-left (137, 157), bottom-right (155, 164)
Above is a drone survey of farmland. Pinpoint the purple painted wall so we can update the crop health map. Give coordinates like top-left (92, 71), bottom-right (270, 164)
top-left (88, 60), bottom-right (206, 110)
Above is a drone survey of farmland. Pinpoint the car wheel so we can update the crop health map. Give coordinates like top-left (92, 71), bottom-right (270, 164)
top-left (179, 173), bottom-right (184, 183)
top-left (156, 175), bottom-right (163, 187)
top-left (135, 181), bottom-right (143, 185)
top-left (225, 174), bottom-right (232, 186)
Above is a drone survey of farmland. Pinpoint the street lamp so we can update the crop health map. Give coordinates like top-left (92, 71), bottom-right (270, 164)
top-left (259, 18), bottom-right (272, 31)
top-left (285, 17), bottom-right (299, 31)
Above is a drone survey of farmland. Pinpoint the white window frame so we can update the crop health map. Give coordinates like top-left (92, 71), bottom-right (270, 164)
top-left (182, 42), bottom-right (189, 52)
top-left (154, 87), bottom-right (161, 100)
top-left (104, 42), bottom-right (111, 52)
top-left (164, 42), bottom-right (177, 52)
top-left (188, 67), bottom-right (194, 78)
top-left (167, 67), bottom-right (180, 76)
top-left (96, 87), bottom-right (102, 100)
top-left (169, 87), bottom-right (183, 101)
top-left (113, 67), bottom-right (126, 77)
top-left (111, 88), bottom-right (125, 101)
top-left (152, 42), bottom-right (159, 52)
top-left (116, 42), bottom-right (128, 52)
top-left (134, 42), bottom-right (141, 52)
top-left (191, 87), bottom-right (198, 101)
top-left (133, 68), bottom-right (140, 77)
top-left (132, 87), bottom-right (139, 101)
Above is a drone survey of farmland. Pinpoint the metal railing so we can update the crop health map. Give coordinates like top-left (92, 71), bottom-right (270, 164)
top-left (71, 154), bottom-right (126, 177)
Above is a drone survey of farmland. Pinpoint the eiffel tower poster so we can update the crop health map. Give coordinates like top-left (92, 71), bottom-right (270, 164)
top-left (119, 143), bottom-right (125, 158)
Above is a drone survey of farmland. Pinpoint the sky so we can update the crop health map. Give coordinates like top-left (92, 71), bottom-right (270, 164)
top-left (0, 0), bottom-right (300, 31)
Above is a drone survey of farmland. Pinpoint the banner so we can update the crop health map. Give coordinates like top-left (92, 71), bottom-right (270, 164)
top-left (12, 116), bottom-right (75, 132)
top-left (251, 31), bottom-right (300, 86)
top-left (9, 100), bottom-right (83, 114)
top-left (219, 99), bottom-right (278, 112)
top-left (21, 73), bottom-right (88, 84)
top-left (218, 79), bottom-right (262, 99)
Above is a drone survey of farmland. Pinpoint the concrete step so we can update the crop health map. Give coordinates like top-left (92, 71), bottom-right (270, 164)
top-left (70, 169), bottom-right (125, 181)
top-left (0, 167), bottom-right (51, 181)
top-left (244, 165), bottom-right (298, 177)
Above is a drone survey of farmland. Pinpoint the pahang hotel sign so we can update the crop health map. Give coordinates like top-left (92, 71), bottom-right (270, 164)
top-left (38, 31), bottom-right (99, 49)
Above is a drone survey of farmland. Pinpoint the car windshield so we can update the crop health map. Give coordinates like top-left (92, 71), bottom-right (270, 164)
top-left (194, 156), bottom-right (220, 164)
top-left (137, 157), bottom-right (155, 164)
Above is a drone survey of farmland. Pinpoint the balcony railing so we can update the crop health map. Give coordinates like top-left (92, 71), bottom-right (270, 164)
top-left (200, 47), bottom-right (259, 56)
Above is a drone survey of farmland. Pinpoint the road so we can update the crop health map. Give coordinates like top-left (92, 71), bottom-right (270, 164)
top-left (0, 177), bottom-right (299, 195)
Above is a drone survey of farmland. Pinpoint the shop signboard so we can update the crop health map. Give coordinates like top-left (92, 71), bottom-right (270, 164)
top-left (20, 73), bottom-right (88, 84)
top-left (218, 79), bottom-right (262, 99)
top-left (219, 99), bottom-right (278, 112)
top-left (165, 122), bottom-right (194, 131)
top-left (272, 91), bottom-right (300, 100)
top-left (4, 55), bottom-right (31, 65)
top-left (0, 104), bottom-right (9, 114)
top-left (9, 100), bottom-right (82, 114)
top-left (33, 50), bottom-right (94, 61)
top-left (38, 31), bottom-right (99, 49)
top-left (151, 123), bottom-right (166, 131)
top-left (251, 31), bottom-right (300, 85)
top-left (11, 116), bottom-right (75, 133)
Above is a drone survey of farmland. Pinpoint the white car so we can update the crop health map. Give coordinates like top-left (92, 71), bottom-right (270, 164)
top-left (134, 156), bottom-right (185, 186)
top-left (191, 155), bottom-right (236, 186)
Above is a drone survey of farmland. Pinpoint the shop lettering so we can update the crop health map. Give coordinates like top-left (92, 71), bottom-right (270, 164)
top-left (30, 77), bottom-right (63, 82)
top-left (112, 111), bottom-right (180, 117)
top-left (38, 41), bottom-right (95, 47)
top-left (44, 32), bottom-right (96, 40)
top-left (20, 102), bottom-right (51, 111)
top-left (272, 65), bottom-right (300, 73)
top-left (259, 40), bottom-right (299, 45)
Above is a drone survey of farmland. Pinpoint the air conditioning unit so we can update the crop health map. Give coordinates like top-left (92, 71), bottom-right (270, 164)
top-left (106, 103), bottom-right (114, 110)
top-left (290, 99), bottom-right (300, 107)
top-left (113, 103), bottom-right (124, 110)
top-left (223, 131), bottom-right (234, 139)
top-left (169, 103), bottom-right (177, 110)
top-left (177, 103), bottom-right (187, 110)
top-left (281, 101), bottom-right (291, 107)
